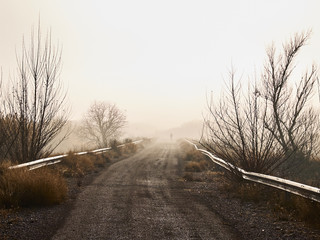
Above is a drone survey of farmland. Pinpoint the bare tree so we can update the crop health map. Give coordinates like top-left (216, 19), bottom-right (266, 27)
top-left (80, 101), bottom-right (126, 148)
top-left (202, 69), bottom-right (285, 178)
top-left (0, 72), bottom-right (10, 160)
top-left (4, 23), bottom-right (69, 163)
top-left (262, 32), bottom-right (319, 166)
top-left (202, 32), bottom-right (319, 177)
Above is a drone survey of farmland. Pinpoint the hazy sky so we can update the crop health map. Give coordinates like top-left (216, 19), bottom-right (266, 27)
top-left (1, 0), bottom-right (320, 130)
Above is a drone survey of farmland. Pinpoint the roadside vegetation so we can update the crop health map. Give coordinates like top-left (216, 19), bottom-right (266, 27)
top-left (0, 162), bottom-right (67, 208)
top-left (201, 31), bottom-right (320, 183)
top-left (196, 31), bottom-right (320, 226)
top-left (0, 138), bottom-right (141, 209)
top-left (0, 23), bottom-right (69, 164)
top-left (178, 141), bottom-right (213, 182)
top-left (0, 22), bottom-right (69, 209)
top-left (179, 140), bottom-right (320, 227)
top-left (0, 22), bottom-right (138, 210)
top-left (221, 176), bottom-right (320, 227)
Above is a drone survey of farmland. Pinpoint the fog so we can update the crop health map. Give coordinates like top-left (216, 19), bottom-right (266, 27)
top-left (1, 0), bottom-right (320, 137)
top-left (51, 119), bottom-right (202, 153)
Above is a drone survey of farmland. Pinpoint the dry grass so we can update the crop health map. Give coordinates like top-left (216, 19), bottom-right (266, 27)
top-left (216, 155), bottom-right (320, 226)
top-left (94, 153), bottom-right (110, 167)
top-left (0, 161), bottom-right (67, 208)
top-left (57, 152), bottom-right (110, 177)
top-left (106, 148), bottom-right (122, 159)
top-left (181, 144), bottom-right (211, 173)
top-left (122, 143), bottom-right (137, 155)
top-left (292, 196), bottom-right (320, 224)
top-left (220, 176), bottom-right (320, 226)
top-left (178, 142), bottom-right (213, 182)
top-left (268, 190), bottom-right (320, 226)
top-left (185, 149), bottom-right (207, 162)
top-left (0, 142), bottom-right (139, 209)
top-left (180, 140), bottom-right (320, 226)
top-left (0, 152), bottom-right (111, 208)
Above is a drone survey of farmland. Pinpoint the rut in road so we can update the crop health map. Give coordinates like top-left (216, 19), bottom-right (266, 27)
top-left (52, 142), bottom-right (239, 240)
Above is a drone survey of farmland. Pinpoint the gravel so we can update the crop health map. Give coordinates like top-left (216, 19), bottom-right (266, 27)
top-left (1, 142), bottom-right (320, 240)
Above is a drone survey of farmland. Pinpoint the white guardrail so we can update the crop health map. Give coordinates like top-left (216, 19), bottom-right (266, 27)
top-left (185, 139), bottom-right (320, 203)
top-left (9, 140), bottom-right (143, 171)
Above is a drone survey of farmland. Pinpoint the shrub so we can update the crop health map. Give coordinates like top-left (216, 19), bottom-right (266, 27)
top-left (269, 191), bottom-right (320, 225)
top-left (94, 154), bottom-right (110, 168)
top-left (0, 162), bottom-right (67, 208)
top-left (185, 149), bottom-right (205, 162)
top-left (59, 153), bottom-right (95, 177)
top-left (122, 143), bottom-right (137, 154)
top-left (181, 146), bottom-right (211, 173)
top-left (220, 176), bottom-right (320, 226)
top-left (202, 32), bottom-right (319, 179)
top-left (110, 139), bottom-right (122, 156)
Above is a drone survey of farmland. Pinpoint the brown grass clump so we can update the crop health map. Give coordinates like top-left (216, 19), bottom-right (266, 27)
top-left (110, 139), bottom-right (123, 157)
top-left (269, 191), bottom-right (320, 226)
top-left (94, 154), bottom-right (110, 168)
top-left (293, 196), bottom-right (320, 224)
top-left (182, 148), bottom-right (211, 173)
top-left (227, 181), bottom-right (266, 203)
top-left (178, 141), bottom-right (213, 181)
top-left (220, 177), bottom-right (320, 226)
top-left (185, 160), bottom-right (209, 172)
top-left (122, 143), bottom-right (137, 155)
top-left (58, 152), bottom-right (111, 177)
top-left (185, 149), bottom-right (206, 162)
top-left (0, 162), bottom-right (67, 208)
top-left (104, 148), bottom-right (121, 159)
top-left (59, 153), bottom-right (95, 177)
top-left (178, 141), bottom-right (210, 165)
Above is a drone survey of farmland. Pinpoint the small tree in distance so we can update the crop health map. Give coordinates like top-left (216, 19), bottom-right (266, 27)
top-left (80, 101), bottom-right (126, 148)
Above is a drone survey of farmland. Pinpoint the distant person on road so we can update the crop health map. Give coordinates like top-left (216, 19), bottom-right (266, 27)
top-left (170, 133), bottom-right (173, 141)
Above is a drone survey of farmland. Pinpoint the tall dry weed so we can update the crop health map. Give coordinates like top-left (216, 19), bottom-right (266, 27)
top-left (59, 153), bottom-right (95, 177)
top-left (0, 162), bottom-right (67, 208)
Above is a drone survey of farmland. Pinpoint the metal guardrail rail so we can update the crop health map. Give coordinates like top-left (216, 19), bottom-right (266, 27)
top-left (185, 139), bottom-right (320, 203)
top-left (9, 140), bottom-right (143, 171)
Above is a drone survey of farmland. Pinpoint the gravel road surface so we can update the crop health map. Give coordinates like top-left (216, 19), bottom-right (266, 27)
top-left (52, 142), bottom-right (240, 240)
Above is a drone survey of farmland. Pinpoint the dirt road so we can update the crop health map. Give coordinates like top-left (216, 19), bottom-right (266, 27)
top-left (52, 142), bottom-right (239, 240)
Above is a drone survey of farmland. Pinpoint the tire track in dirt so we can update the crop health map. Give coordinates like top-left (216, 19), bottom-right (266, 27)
top-left (52, 142), bottom-right (239, 240)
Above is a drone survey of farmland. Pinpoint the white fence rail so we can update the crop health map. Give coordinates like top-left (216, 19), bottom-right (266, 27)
top-left (9, 140), bottom-right (144, 171)
top-left (185, 139), bottom-right (320, 203)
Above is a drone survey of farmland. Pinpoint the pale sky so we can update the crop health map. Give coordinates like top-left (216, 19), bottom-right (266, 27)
top-left (1, 0), bottom-right (320, 130)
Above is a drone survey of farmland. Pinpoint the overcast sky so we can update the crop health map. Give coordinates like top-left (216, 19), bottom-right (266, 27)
top-left (1, 0), bottom-right (320, 130)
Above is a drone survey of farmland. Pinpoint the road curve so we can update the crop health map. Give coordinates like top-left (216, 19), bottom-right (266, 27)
top-left (52, 142), bottom-right (239, 240)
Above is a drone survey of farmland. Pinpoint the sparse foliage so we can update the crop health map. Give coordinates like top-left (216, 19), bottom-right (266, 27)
top-left (3, 23), bottom-right (69, 163)
top-left (202, 32), bottom-right (319, 177)
top-left (0, 75), bottom-right (13, 160)
top-left (202, 70), bottom-right (285, 178)
top-left (262, 32), bottom-right (319, 168)
top-left (80, 101), bottom-right (126, 148)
